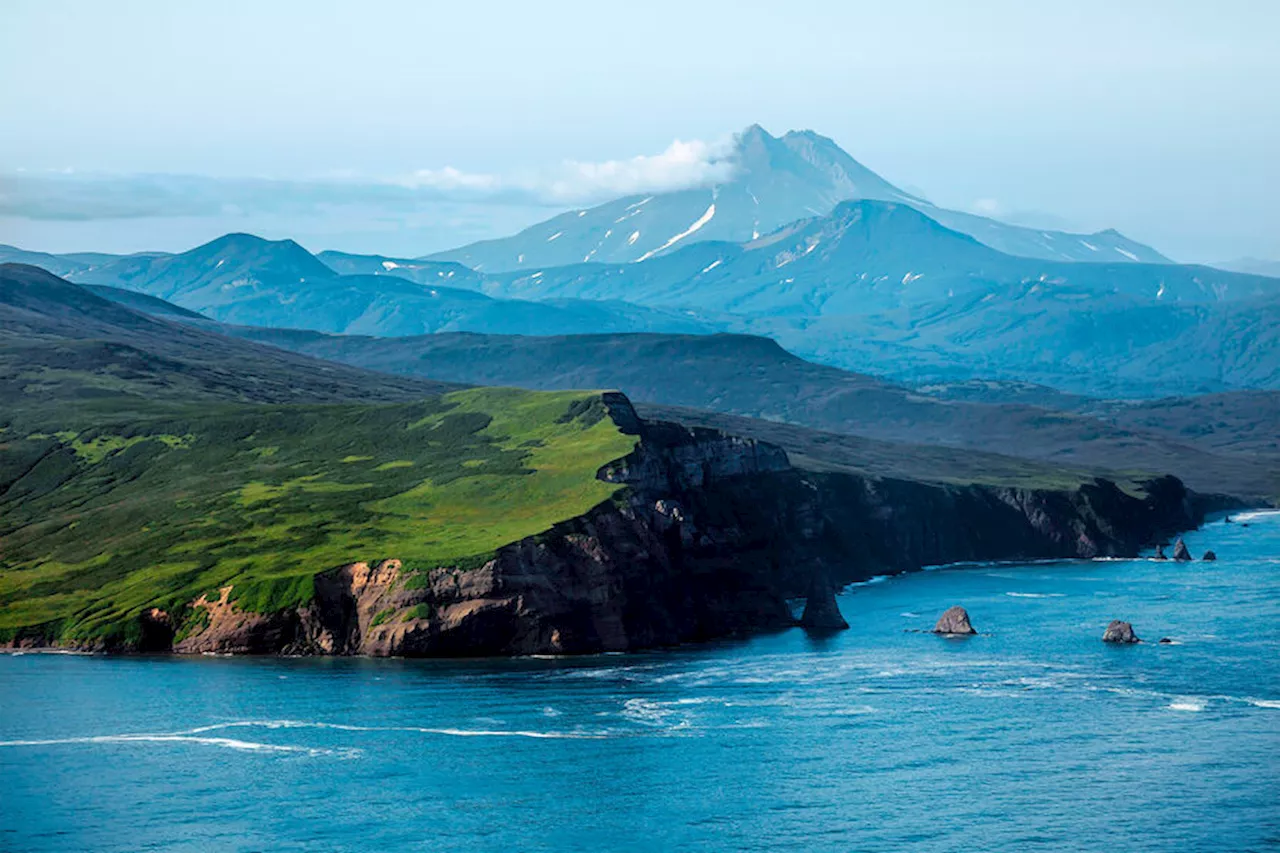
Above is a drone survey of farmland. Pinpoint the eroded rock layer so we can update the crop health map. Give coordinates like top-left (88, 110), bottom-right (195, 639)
top-left (64, 394), bottom-right (1218, 656)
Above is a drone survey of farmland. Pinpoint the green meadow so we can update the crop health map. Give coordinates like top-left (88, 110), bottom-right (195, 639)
top-left (0, 387), bottom-right (636, 646)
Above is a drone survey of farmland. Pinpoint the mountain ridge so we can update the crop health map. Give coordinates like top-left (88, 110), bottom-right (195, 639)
top-left (426, 124), bottom-right (1170, 270)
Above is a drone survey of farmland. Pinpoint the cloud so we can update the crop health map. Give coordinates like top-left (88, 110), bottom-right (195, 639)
top-left (970, 197), bottom-right (1004, 216)
top-left (543, 138), bottom-right (738, 202)
top-left (388, 137), bottom-right (738, 204)
top-left (0, 136), bottom-right (742, 222)
top-left (399, 165), bottom-right (504, 193)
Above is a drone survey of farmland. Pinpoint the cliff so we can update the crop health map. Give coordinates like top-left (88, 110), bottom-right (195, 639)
top-left (162, 393), bottom-right (1216, 657)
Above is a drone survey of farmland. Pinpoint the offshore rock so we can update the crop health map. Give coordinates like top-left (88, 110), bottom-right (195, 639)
top-left (1172, 538), bottom-right (1192, 561)
top-left (932, 605), bottom-right (976, 635)
top-left (1154, 544), bottom-right (1168, 561)
top-left (1202, 550), bottom-right (1217, 561)
top-left (799, 571), bottom-right (848, 632)
top-left (1103, 620), bottom-right (1140, 644)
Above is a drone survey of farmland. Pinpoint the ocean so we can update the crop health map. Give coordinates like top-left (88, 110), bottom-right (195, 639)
top-left (2, 511), bottom-right (1277, 852)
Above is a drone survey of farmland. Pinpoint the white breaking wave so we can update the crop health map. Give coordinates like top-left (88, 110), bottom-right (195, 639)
top-left (621, 698), bottom-right (676, 726)
top-left (1168, 697), bottom-right (1207, 712)
top-left (0, 732), bottom-right (358, 757)
top-left (1005, 592), bottom-right (1066, 598)
top-left (0, 719), bottom-right (606, 753)
top-left (842, 575), bottom-right (892, 591)
top-left (188, 719), bottom-right (606, 739)
top-left (1232, 509), bottom-right (1280, 522)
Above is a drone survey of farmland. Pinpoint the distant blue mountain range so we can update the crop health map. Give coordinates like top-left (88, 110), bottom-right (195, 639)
top-left (3, 126), bottom-right (1277, 398)
top-left (426, 124), bottom-right (1170, 271)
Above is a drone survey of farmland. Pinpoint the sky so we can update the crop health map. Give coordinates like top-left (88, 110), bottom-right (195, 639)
top-left (1, 0), bottom-right (1277, 261)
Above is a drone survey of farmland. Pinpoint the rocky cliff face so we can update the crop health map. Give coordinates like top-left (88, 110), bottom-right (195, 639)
top-left (150, 394), bottom-right (1215, 656)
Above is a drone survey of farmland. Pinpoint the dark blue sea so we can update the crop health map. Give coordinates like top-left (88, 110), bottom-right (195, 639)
top-left (3, 512), bottom-right (1277, 852)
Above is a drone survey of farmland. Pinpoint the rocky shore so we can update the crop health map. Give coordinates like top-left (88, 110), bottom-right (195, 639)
top-left (18, 393), bottom-right (1231, 657)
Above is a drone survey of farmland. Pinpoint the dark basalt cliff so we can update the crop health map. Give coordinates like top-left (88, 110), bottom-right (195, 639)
top-left (157, 393), bottom-right (1216, 657)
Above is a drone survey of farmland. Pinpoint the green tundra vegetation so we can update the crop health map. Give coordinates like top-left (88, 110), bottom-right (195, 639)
top-left (0, 387), bottom-right (636, 646)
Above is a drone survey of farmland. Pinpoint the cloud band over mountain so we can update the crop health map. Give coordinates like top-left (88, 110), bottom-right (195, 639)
top-left (1, 136), bottom-right (740, 222)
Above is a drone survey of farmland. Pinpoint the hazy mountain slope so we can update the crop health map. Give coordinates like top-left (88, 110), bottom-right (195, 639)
top-left (761, 283), bottom-right (1280, 396)
top-left (81, 283), bottom-right (207, 320)
top-left (68, 233), bottom-right (720, 337)
top-left (0, 263), bottom-right (456, 411)
top-left (426, 125), bottom-right (1168, 271)
top-left (1211, 257), bottom-right (1280, 278)
top-left (60, 220), bottom-right (1279, 399)
top-left (0, 245), bottom-right (97, 278)
top-left (480, 200), bottom-right (1276, 314)
top-left (1083, 392), bottom-right (1280, 457)
top-left (316, 250), bottom-right (482, 286)
top-left (199, 325), bottom-right (1279, 500)
top-left (11, 202), bottom-right (1276, 398)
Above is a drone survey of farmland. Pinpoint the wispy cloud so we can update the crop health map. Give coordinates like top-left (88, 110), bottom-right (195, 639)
top-left (393, 137), bottom-right (738, 203)
top-left (0, 136), bottom-right (741, 222)
top-left (398, 166), bottom-right (505, 193)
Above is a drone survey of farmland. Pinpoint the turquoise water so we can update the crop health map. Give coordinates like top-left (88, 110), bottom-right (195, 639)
top-left (2, 512), bottom-right (1277, 852)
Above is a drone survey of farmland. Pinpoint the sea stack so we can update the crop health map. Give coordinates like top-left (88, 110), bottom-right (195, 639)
top-left (932, 605), bottom-right (976, 635)
top-left (1154, 544), bottom-right (1168, 561)
top-left (1202, 550), bottom-right (1217, 561)
top-left (1102, 620), bottom-right (1140, 644)
top-left (1172, 538), bottom-right (1192, 561)
top-left (799, 571), bottom-right (849, 631)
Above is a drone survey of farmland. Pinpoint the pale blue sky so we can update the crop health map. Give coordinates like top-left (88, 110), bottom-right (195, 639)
top-left (1, 0), bottom-right (1277, 260)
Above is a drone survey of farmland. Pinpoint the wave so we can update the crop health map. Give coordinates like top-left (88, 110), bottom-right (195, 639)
top-left (620, 698), bottom-right (677, 727)
top-left (192, 719), bottom-right (606, 739)
top-left (1168, 697), bottom-right (1207, 712)
top-left (842, 575), bottom-right (892, 591)
top-left (0, 732), bottom-right (359, 757)
top-left (1, 719), bottom-right (608, 753)
top-left (1245, 698), bottom-right (1280, 710)
top-left (1005, 592), bottom-right (1066, 598)
top-left (1231, 509), bottom-right (1280, 522)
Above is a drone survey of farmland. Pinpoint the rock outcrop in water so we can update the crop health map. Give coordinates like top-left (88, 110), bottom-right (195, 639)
top-left (82, 393), bottom-right (1217, 656)
top-left (799, 572), bottom-right (849, 632)
top-left (1173, 538), bottom-right (1192, 561)
top-left (1202, 550), bottom-right (1217, 561)
top-left (932, 606), bottom-right (976, 635)
top-left (1103, 620), bottom-right (1140, 643)
top-left (1155, 544), bottom-right (1168, 560)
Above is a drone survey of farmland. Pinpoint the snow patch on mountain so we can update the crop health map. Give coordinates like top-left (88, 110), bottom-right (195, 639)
top-left (637, 204), bottom-right (716, 262)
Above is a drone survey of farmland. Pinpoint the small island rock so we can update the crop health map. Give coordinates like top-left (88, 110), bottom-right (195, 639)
top-left (799, 572), bottom-right (849, 632)
top-left (1172, 538), bottom-right (1192, 561)
top-left (1154, 544), bottom-right (1168, 561)
top-left (1103, 620), bottom-right (1140, 644)
top-left (932, 605), bottom-right (976, 635)
top-left (1202, 550), bottom-right (1217, 561)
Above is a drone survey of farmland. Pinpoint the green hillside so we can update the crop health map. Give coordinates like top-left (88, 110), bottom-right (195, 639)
top-left (0, 387), bottom-right (636, 647)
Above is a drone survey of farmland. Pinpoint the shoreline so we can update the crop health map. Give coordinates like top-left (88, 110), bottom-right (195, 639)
top-left (9, 509), bottom-right (1266, 662)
